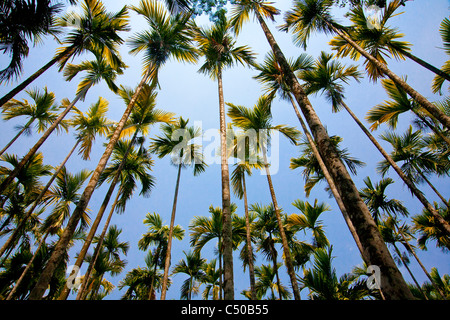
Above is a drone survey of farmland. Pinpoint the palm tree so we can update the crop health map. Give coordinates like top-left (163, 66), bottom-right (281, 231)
top-left (254, 51), bottom-right (367, 262)
top-left (230, 1), bottom-right (413, 299)
top-left (118, 251), bottom-right (166, 300)
top-left (282, 0), bottom-right (450, 130)
top-left (432, 17), bottom-right (450, 94)
top-left (379, 126), bottom-right (450, 209)
top-left (28, 0), bottom-right (197, 299)
top-left (290, 135), bottom-right (365, 197)
top-left (251, 203), bottom-right (284, 300)
top-left (367, 78), bottom-right (450, 146)
top-left (0, 87), bottom-right (65, 157)
top-left (172, 250), bottom-right (206, 300)
top-left (0, 97), bottom-right (111, 261)
top-left (0, 0), bottom-right (64, 83)
top-left (227, 94), bottom-right (302, 299)
top-left (0, 53), bottom-right (124, 197)
top-left (82, 225), bottom-right (129, 300)
top-left (229, 127), bottom-right (263, 300)
top-left (73, 140), bottom-right (155, 300)
top-left (138, 212), bottom-right (184, 300)
top-left (193, 15), bottom-right (255, 300)
top-left (0, 0), bottom-right (129, 107)
top-left (413, 202), bottom-right (450, 253)
top-left (360, 176), bottom-right (447, 299)
top-left (5, 166), bottom-right (91, 300)
top-left (301, 246), bottom-right (374, 300)
top-left (359, 177), bottom-right (408, 225)
top-left (190, 203), bottom-right (239, 299)
top-left (329, 1), bottom-right (450, 82)
top-left (287, 199), bottom-right (330, 249)
top-left (200, 259), bottom-right (221, 300)
top-left (149, 117), bottom-right (206, 300)
top-left (254, 263), bottom-right (292, 300)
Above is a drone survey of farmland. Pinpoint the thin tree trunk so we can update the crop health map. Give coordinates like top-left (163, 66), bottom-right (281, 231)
top-left (402, 50), bottom-right (450, 82)
top-left (391, 242), bottom-right (425, 298)
top-left (160, 162), bottom-right (183, 300)
top-left (217, 68), bottom-right (234, 300)
top-left (418, 171), bottom-right (450, 209)
top-left (269, 236), bottom-right (282, 301)
top-left (340, 100), bottom-right (450, 235)
top-left (241, 174), bottom-right (256, 300)
top-left (329, 23), bottom-right (450, 130)
top-left (0, 90), bottom-right (86, 196)
top-left (60, 130), bottom-right (140, 300)
top-left (0, 139), bottom-right (80, 260)
top-left (6, 231), bottom-right (50, 300)
top-left (28, 68), bottom-right (153, 300)
top-left (77, 187), bottom-right (122, 300)
top-left (148, 246), bottom-right (161, 300)
top-left (0, 46), bottom-right (75, 108)
top-left (261, 146), bottom-right (301, 300)
top-left (255, 11), bottom-right (414, 299)
top-left (288, 94), bottom-right (368, 261)
top-left (0, 117), bottom-right (34, 157)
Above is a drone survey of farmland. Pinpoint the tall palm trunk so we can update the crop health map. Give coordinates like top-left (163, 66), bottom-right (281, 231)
top-left (340, 100), bottom-right (450, 234)
top-left (402, 50), bottom-right (450, 83)
top-left (328, 23), bottom-right (450, 130)
top-left (76, 187), bottom-right (122, 300)
top-left (59, 129), bottom-right (140, 300)
top-left (6, 231), bottom-right (50, 300)
top-left (0, 89), bottom-right (87, 196)
top-left (160, 162), bottom-right (182, 300)
top-left (28, 68), bottom-right (153, 300)
top-left (261, 146), bottom-right (301, 300)
top-left (268, 234), bottom-right (282, 300)
top-left (0, 118), bottom-right (34, 157)
top-left (217, 67), bottom-right (234, 300)
top-left (288, 94), bottom-right (368, 261)
top-left (0, 140), bottom-right (80, 260)
top-left (254, 11), bottom-right (414, 300)
top-left (241, 174), bottom-right (256, 300)
top-left (0, 46), bottom-right (75, 108)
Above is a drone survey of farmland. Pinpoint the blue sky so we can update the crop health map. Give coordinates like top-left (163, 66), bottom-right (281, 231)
top-left (0, 0), bottom-right (449, 300)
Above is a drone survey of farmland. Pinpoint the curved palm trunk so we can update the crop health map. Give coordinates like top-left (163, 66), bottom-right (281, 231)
top-left (28, 68), bottom-right (153, 300)
top-left (76, 187), bottom-right (122, 300)
top-left (217, 68), bottom-right (234, 300)
top-left (160, 162), bottom-right (183, 300)
top-left (288, 94), bottom-right (368, 261)
top-left (0, 139), bottom-right (80, 260)
top-left (59, 130), bottom-right (140, 300)
top-left (329, 23), bottom-right (450, 130)
top-left (148, 245), bottom-right (162, 300)
top-left (402, 50), bottom-right (450, 83)
top-left (0, 89), bottom-right (87, 197)
top-left (6, 231), bottom-right (50, 300)
top-left (0, 118), bottom-right (34, 157)
top-left (0, 46), bottom-right (75, 108)
top-left (340, 100), bottom-right (450, 235)
top-left (254, 11), bottom-right (414, 300)
top-left (241, 174), bottom-right (256, 300)
top-left (261, 146), bottom-right (301, 300)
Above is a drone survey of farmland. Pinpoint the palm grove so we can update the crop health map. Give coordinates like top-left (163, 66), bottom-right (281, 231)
top-left (0, 0), bottom-right (448, 300)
